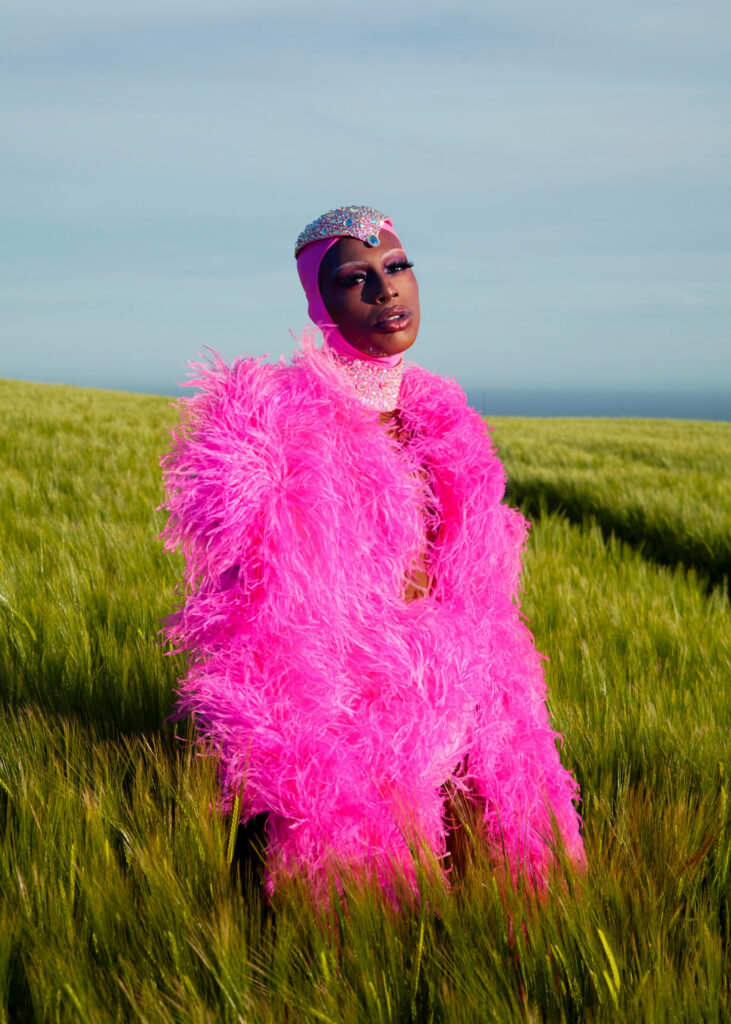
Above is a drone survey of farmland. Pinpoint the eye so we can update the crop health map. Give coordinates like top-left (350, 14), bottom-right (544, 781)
top-left (385, 259), bottom-right (414, 274)
top-left (337, 271), bottom-right (367, 289)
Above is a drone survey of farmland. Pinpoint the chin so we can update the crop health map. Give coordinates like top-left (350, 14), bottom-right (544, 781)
top-left (374, 333), bottom-right (418, 358)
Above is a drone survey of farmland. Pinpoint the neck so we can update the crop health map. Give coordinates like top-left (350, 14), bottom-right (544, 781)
top-left (323, 327), bottom-right (403, 368)
top-left (326, 342), bottom-right (404, 413)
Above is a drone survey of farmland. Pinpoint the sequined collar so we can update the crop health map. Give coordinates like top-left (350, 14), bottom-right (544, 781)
top-left (332, 352), bottom-right (404, 412)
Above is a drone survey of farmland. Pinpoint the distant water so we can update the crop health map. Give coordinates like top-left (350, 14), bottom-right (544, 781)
top-left (97, 378), bottom-right (730, 422)
top-left (463, 388), bottom-right (730, 421)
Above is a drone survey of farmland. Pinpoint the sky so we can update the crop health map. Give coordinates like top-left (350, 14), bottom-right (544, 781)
top-left (2, 0), bottom-right (730, 400)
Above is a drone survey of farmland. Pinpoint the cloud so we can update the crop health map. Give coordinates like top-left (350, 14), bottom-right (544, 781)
top-left (1, 0), bottom-right (729, 392)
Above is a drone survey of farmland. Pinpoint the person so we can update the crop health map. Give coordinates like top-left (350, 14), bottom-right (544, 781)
top-left (161, 205), bottom-right (585, 897)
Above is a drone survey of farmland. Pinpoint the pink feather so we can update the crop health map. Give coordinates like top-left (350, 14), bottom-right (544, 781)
top-left (161, 334), bottom-right (584, 893)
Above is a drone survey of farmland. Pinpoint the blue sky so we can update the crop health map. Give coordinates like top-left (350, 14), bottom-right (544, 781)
top-left (2, 0), bottom-right (730, 396)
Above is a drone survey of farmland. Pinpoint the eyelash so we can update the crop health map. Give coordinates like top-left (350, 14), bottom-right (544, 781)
top-left (338, 260), bottom-right (414, 289)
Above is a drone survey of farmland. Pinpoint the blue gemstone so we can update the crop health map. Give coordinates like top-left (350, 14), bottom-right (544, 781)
top-left (344, 218), bottom-right (353, 227)
top-left (367, 233), bottom-right (379, 246)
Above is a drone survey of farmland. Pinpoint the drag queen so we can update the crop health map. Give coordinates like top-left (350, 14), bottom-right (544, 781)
top-left (162, 206), bottom-right (585, 894)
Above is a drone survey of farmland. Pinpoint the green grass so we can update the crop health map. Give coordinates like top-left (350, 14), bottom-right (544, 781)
top-left (1, 378), bottom-right (729, 1022)
top-left (492, 418), bottom-right (731, 590)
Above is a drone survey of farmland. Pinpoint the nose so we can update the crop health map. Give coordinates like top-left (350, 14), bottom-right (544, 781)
top-left (373, 272), bottom-right (398, 304)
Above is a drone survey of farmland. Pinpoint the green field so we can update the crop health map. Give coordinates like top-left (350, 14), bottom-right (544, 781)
top-left (1, 377), bottom-right (729, 1023)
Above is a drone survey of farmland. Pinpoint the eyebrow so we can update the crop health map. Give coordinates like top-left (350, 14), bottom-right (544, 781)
top-left (331, 248), bottom-right (407, 274)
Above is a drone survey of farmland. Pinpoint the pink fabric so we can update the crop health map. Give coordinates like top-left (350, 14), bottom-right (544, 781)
top-left (161, 336), bottom-right (585, 896)
top-left (296, 218), bottom-right (404, 368)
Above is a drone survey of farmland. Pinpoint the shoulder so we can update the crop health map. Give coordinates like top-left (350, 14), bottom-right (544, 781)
top-left (174, 334), bottom-right (358, 435)
top-left (399, 362), bottom-right (506, 505)
top-left (161, 339), bottom-right (358, 578)
top-left (400, 362), bottom-right (493, 443)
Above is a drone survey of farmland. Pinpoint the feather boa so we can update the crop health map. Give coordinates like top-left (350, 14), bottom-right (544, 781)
top-left (161, 335), bottom-right (584, 892)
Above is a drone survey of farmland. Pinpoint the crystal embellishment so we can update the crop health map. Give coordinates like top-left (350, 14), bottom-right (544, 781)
top-left (332, 353), bottom-right (403, 412)
top-left (295, 205), bottom-right (388, 257)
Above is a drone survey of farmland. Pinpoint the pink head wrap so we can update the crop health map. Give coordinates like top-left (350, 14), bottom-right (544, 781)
top-left (295, 206), bottom-right (404, 368)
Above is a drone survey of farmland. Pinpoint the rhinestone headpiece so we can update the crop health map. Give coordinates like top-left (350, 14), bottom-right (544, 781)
top-left (294, 205), bottom-right (389, 258)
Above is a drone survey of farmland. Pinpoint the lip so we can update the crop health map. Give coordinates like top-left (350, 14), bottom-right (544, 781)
top-left (372, 305), bottom-right (412, 333)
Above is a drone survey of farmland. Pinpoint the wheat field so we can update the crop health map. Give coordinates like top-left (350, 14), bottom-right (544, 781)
top-left (1, 377), bottom-right (729, 1022)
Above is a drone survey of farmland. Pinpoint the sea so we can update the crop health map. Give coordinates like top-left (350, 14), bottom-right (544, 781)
top-left (42, 375), bottom-right (730, 422)
top-left (462, 388), bottom-right (730, 421)
top-left (156, 379), bottom-right (728, 421)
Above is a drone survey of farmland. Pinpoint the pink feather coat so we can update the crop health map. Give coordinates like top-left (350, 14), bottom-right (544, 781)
top-left (161, 337), bottom-right (584, 891)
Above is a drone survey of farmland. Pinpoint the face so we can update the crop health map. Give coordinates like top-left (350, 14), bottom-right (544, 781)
top-left (318, 229), bottom-right (420, 358)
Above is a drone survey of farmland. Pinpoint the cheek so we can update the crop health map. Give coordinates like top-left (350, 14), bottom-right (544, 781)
top-left (411, 285), bottom-right (421, 333)
top-left (324, 289), bottom-right (356, 326)
top-left (329, 294), bottom-right (368, 337)
top-left (340, 295), bottom-right (367, 326)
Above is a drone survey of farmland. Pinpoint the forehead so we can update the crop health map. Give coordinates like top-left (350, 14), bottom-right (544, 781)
top-left (320, 229), bottom-right (403, 272)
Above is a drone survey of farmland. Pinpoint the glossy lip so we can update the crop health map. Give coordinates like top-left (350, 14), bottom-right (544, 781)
top-left (372, 304), bottom-right (412, 332)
